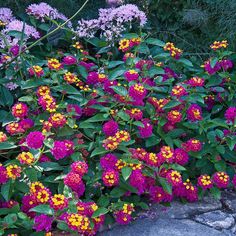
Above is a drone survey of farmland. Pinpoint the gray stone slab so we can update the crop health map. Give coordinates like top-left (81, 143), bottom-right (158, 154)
top-left (195, 210), bottom-right (235, 230)
top-left (101, 218), bottom-right (228, 236)
top-left (149, 196), bottom-right (222, 219)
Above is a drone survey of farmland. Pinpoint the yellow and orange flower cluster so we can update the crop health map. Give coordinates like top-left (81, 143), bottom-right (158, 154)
top-left (210, 40), bottom-right (228, 50)
top-left (103, 130), bottom-right (130, 150)
top-left (164, 42), bottom-right (182, 59)
top-left (119, 37), bottom-right (141, 52)
top-left (47, 58), bottom-right (62, 70)
top-left (6, 165), bottom-right (22, 180)
top-left (17, 152), bottom-right (34, 165)
top-left (0, 132), bottom-right (7, 142)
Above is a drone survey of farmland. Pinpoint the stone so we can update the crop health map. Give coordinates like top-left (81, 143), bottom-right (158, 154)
top-left (149, 196), bottom-right (222, 219)
top-left (194, 210), bottom-right (235, 230)
top-left (101, 218), bottom-right (227, 236)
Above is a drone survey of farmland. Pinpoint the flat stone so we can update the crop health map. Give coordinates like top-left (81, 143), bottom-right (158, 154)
top-left (195, 210), bottom-right (235, 230)
top-left (101, 218), bottom-right (228, 236)
top-left (149, 196), bottom-right (222, 219)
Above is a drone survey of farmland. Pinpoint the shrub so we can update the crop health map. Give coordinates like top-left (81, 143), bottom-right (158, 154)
top-left (0, 2), bottom-right (236, 236)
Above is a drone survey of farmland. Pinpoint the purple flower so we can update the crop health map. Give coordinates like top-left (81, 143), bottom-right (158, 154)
top-left (76, 4), bottom-right (147, 40)
top-left (225, 107), bottom-right (236, 123)
top-left (138, 119), bottom-right (153, 138)
top-left (100, 154), bottom-right (118, 170)
top-left (220, 59), bottom-right (233, 71)
top-left (33, 214), bottom-right (53, 232)
top-left (26, 131), bottom-right (45, 149)
top-left (0, 8), bottom-right (15, 24)
top-left (4, 20), bottom-right (40, 39)
top-left (26, 2), bottom-right (71, 26)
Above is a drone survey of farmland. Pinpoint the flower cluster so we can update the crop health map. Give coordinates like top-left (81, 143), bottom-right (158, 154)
top-left (164, 42), bottom-right (183, 59)
top-left (76, 4), bottom-right (147, 40)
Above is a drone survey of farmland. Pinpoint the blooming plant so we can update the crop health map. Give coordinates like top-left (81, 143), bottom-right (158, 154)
top-left (0, 2), bottom-right (236, 236)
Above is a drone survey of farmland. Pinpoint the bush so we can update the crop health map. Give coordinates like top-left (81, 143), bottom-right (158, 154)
top-left (0, 2), bottom-right (236, 236)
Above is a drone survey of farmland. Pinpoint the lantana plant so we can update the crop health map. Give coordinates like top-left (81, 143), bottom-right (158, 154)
top-left (0, 2), bottom-right (236, 236)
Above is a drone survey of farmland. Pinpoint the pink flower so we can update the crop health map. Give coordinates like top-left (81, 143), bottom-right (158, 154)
top-left (67, 104), bottom-right (82, 119)
top-left (149, 186), bottom-right (172, 203)
top-left (174, 148), bottom-right (189, 165)
top-left (102, 120), bottom-right (119, 137)
top-left (124, 70), bottom-right (139, 82)
top-left (71, 161), bottom-right (88, 176)
top-left (129, 170), bottom-right (146, 194)
top-left (114, 211), bottom-right (132, 225)
top-left (0, 165), bottom-right (8, 184)
top-left (100, 154), bottom-right (118, 170)
top-left (212, 172), bottom-right (229, 188)
top-left (26, 131), bottom-right (45, 149)
top-left (225, 107), bottom-right (236, 123)
top-left (138, 119), bottom-right (153, 138)
top-left (197, 175), bottom-right (213, 190)
top-left (51, 142), bottom-right (67, 160)
top-left (182, 139), bottom-right (202, 152)
top-left (187, 104), bottom-right (202, 122)
top-left (129, 83), bottom-right (147, 101)
top-left (102, 169), bottom-right (119, 187)
top-left (12, 102), bottom-right (29, 119)
top-left (33, 214), bottom-right (53, 232)
top-left (64, 172), bottom-right (85, 197)
top-left (62, 55), bottom-right (77, 65)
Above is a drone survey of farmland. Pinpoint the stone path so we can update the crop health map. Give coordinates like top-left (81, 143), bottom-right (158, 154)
top-left (101, 190), bottom-right (236, 236)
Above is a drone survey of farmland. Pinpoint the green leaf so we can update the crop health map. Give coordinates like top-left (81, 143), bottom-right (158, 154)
top-left (86, 113), bottom-right (108, 122)
top-left (111, 86), bottom-right (127, 96)
top-left (29, 205), bottom-right (54, 215)
top-left (121, 167), bottom-right (132, 181)
top-left (117, 111), bottom-right (130, 121)
top-left (0, 204), bottom-right (20, 216)
top-left (109, 68), bottom-right (126, 80)
top-left (210, 187), bottom-right (221, 200)
top-left (214, 160), bottom-right (226, 171)
top-left (91, 147), bottom-right (108, 157)
top-left (107, 61), bottom-right (124, 69)
top-left (79, 121), bottom-right (96, 129)
top-left (18, 96), bottom-right (33, 102)
top-left (136, 202), bottom-right (149, 210)
top-left (0, 86), bottom-right (13, 107)
top-left (170, 163), bottom-right (186, 171)
top-left (159, 177), bottom-right (172, 194)
top-left (78, 65), bottom-right (88, 79)
top-left (92, 207), bottom-right (109, 218)
top-left (145, 38), bottom-right (165, 47)
top-left (97, 196), bottom-right (110, 207)
top-left (1, 181), bottom-right (12, 201)
top-left (0, 142), bottom-right (17, 150)
top-left (110, 187), bottom-right (126, 198)
top-left (178, 58), bottom-right (193, 67)
top-left (57, 222), bottom-right (69, 231)
top-left (25, 168), bottom-right (38, 181)
top-left (52, 85), bottom-right (80, 95)
top-left (163, 100), bottom-right (181, 110)
top-left (38, 162), bottom-right (64, 171)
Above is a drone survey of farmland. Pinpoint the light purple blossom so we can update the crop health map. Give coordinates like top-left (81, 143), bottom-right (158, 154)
top-left (5, 82), bottom-right (18, 90)
top-left (4, 20), bottom-right (40, 39)
top-left (76, 4), bottom-right (147, 40)
top-left (26, 2), bottom-right (71, 27)
top-left (0, 8), bottom-right (15, 24)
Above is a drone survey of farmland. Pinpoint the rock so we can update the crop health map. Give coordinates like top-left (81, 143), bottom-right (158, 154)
top-left (150, 196), bottom-right (222, 219)
top-left (101, 218), bottom-right (227, 236)
top-left (195, 210), bottom-right (235, 230)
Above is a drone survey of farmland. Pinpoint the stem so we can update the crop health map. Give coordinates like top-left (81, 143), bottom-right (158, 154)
top-left (0, 0), bottom-right (90, 69)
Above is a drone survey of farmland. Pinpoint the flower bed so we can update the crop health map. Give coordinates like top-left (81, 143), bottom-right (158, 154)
top-left (0, 2), bottom-right (236, 236)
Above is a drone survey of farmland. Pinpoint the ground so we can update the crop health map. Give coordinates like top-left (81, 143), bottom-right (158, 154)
top-left (101, 190), bottom-right (236, 236)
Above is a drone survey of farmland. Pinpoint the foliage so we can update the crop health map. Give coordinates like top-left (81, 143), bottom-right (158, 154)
top-left (0, 2), bottom-right (236, 236)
